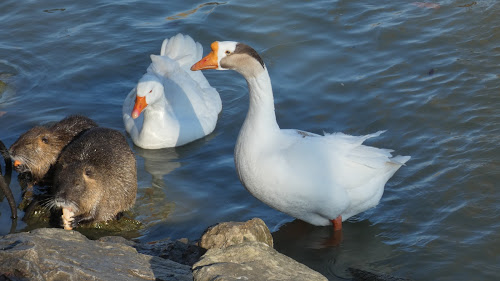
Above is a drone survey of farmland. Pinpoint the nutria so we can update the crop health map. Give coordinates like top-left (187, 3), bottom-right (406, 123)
top-left (51, 127), bottom-right (137, 230)
top-left (9, 115), bottom-right (98, 184)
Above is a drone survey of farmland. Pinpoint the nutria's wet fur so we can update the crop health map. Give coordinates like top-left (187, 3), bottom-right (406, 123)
top-left (9, 115), bottom-right (98, 184)
top-left (53, 127), bottom-right (137, 228)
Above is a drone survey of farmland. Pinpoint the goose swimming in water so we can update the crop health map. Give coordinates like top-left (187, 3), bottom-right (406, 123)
top-left (123, 34), bottom-right (222, 149)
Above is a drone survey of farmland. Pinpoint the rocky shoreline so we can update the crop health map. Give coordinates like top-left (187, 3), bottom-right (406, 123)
top-left (0, 218), bottom-right (411, 281)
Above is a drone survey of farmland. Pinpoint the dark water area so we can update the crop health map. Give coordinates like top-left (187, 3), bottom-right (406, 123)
top-left (1, 1), bottom-right (499, 280)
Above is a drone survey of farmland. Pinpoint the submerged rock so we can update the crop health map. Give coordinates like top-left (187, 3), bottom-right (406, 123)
top-left (0, 228), bottom-right (191, 281)
top-left (131, 237), bottom-right (206, 266)
top-left (349, 267), bottom-right (413, 281)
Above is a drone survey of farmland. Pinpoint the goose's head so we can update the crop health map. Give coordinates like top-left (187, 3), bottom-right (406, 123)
top-left (132, 74), bottom-right (164, 119)
top-left (191, 41), bottom-right (265, 78)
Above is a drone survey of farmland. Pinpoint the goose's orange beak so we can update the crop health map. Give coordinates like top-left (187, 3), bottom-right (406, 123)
top-left (191, 42), bottom-right (219, 71)
top-left (132, 95), bottom-right (147, 119)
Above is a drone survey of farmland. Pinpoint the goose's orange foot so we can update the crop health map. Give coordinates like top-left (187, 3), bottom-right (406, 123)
top-left (331, 215), bottom-right (342, 231)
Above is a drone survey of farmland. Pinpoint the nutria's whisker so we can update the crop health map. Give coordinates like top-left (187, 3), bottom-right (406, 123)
top-left (54, 197), bottom-right (80, 213)
top-left (24, 156), bottom-right (35, 169)
top-left (40, 197), bottom-right (56, 211)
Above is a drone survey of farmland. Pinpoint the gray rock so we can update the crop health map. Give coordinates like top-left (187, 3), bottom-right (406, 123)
top-left (0, 228), bottom-right (191, 281)
top-left (200, 218), bottom-right (273, 250)
top-left (193, 242), bottom-right (327, 281)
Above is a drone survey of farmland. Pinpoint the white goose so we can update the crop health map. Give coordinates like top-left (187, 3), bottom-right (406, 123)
top-left (191, 41), bottom-right (410, 230)
top-left (123, 34), bottom-right (222, 149)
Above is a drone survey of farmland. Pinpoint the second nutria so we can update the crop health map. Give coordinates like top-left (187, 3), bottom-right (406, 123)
top-left (9, 115), bottom-right (98, 184)
top-left (51, 127), bottom-right (137, 230)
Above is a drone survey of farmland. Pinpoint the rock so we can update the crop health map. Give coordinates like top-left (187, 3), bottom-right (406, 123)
top-left (349, 267), bottom-right (413, 281)
top-left (195, 218), bottom-right (327, 280)
top-left (0, 228), bottom-right (191, 281)
top-left (193, 241), bottom-right (327, 281)
top-left (132, 237), bottom-right (206, 266)
top-left (0, 219), bottom-right (330, 281)
top-left (200, 217), bottom-right (273, 249)
top-left (98, 235), bottom-right (136, 247)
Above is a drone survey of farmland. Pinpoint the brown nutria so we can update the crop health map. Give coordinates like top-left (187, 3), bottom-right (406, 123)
top-left (51, 127), bottom-right (137, 230)
top-left (9, 115), bottom-right (98, 184)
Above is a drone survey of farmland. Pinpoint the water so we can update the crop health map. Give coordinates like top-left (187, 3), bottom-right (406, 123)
top-left (0, 0), bottom-right (499, 280)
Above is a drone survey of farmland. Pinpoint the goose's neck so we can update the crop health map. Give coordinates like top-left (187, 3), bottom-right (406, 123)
top-left (142, 95), bottom-right (175, 131)
top-left (242, 67), bottom-right (280, 133)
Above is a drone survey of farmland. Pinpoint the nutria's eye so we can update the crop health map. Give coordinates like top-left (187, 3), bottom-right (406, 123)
top-left (41, 136), bottom-right (48, 144)
top-left (225, 50), bottom-right (231, 55)
top-left (85, 168), bottom-right (92, 177)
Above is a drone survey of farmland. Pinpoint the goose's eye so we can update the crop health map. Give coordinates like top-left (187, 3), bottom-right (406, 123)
top-left (148, 90), bottom-right (152, 93)
top-left (225, 50), bottom-right (231, 55)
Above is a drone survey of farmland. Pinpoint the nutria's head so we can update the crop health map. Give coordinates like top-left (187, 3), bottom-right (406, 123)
top-left (53, 161), bottom-right (102, 219)
top-left (9, 126), bottom-right (66, 181)
top-left (9, 115), bottom-right (98, 183)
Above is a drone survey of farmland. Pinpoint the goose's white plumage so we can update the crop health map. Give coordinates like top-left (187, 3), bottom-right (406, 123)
top-left (191, 41), bottom-right (410, 228)
top-left (123, 34), bottom-right (222, 149)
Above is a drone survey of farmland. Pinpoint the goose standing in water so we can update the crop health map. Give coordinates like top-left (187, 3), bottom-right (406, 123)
top-left (191, 41), bottom-right (410, 231)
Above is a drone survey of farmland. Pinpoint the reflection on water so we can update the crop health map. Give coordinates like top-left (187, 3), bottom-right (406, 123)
top-left (274, 219), bottom-right (397, 280)
top-left (0, 71), bottom-right (16, 107)
top-left (135, 146), bottom-right (181, 178)
top-left (132, 146), bottom-right (180, 229)
top-left (166, 2), bottom-right (226, 21)
top-left (133, 180), bottom-right (176, 228)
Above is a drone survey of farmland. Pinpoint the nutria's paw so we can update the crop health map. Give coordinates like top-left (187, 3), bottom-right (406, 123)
top-left (61, 208), bottom-right (75, 230)
top-left (70, 214), bottom-right (93, 229)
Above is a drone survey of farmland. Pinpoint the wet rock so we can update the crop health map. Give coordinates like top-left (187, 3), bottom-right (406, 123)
top-left (132, 237), bottom-right (206, 266)
top-left (200, 217), bottom-right (273, 249)
top-left (193, 241), bottom-right (328, 281)
top-left (0, 228), bottom-right (191, 281)
top-left (349, 267), bottom-right (413, 281)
